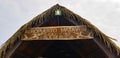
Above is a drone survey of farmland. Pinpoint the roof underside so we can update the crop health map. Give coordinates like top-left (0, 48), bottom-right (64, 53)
top-left (11, 40), bottom-right (107, 58)
top-left (0, 4), bottom-right (120, 57)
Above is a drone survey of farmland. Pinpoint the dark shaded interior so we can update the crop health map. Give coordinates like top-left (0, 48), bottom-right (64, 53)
top-left (10, 13), bottom-right (107, 58)
top-left (41, 16), bottom-right (76, 27)
top-left (11, 40), bottom-right (108, 58)
top-left (10, 15), bottom-right (108, 58)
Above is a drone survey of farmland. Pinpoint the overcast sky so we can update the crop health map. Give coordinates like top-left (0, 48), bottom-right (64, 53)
top-left (0, 0), bottom-right (120, 47)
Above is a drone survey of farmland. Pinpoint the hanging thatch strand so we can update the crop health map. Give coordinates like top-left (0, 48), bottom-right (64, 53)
top-left (0, 4), bottom-right (120, 57)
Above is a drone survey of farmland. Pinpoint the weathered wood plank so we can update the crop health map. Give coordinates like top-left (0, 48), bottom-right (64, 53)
top-left (22, 26), bottom-right (93, 40)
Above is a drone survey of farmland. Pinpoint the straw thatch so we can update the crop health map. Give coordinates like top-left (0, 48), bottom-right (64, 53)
top-left (0, 4), bottom-right (120, 57)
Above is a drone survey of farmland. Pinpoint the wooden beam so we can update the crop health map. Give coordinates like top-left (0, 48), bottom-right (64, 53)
top-left (22, 26), bottom-right (93, 40)
top-left (93, 38), bottom-right (118, 58)
top-left (4, 41), bottom-right (22, 58)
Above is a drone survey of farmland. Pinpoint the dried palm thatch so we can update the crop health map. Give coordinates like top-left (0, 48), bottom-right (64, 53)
top-left (0, 4), bottom-right (120, 57)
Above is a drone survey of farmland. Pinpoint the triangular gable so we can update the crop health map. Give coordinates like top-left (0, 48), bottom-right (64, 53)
top-left (0, 4), bottom-right (120, 58)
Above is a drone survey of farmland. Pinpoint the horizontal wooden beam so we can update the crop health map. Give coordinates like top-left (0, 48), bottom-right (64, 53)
top-left (22, 26), bottom-right (93, 40)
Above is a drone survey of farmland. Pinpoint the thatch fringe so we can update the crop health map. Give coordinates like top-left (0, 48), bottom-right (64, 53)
top-left (57, 4), bottom-right (120, 55)
top-left (0, 4), bottom-right (120, 57)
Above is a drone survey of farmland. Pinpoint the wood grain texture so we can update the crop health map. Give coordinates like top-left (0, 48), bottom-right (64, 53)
top-left (22, 26), bottom-right (93, 40)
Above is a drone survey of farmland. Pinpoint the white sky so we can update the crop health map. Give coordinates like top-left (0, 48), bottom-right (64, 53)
top-left (0, 0), bottom-right (120, 47)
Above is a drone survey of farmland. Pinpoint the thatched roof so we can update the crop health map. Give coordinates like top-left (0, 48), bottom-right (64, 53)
top-left (0, 4), bottom-right (120, 57)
